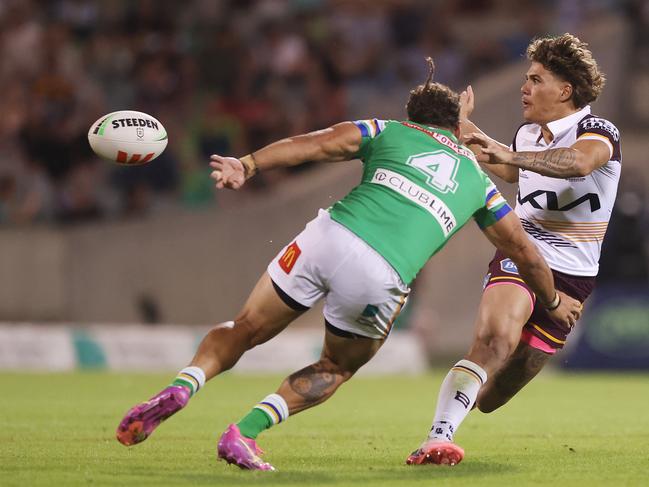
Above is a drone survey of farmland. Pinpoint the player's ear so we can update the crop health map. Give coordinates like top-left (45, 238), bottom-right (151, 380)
top-left (559, 83), bottom-right (573, 102)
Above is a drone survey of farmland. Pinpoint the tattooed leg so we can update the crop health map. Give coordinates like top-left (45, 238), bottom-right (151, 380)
top-left (476, 341), bottom-right (551, 413)
top-left (279, 361), bottom-right (347, 414)
top-left (277, 327), bottom-right (384, 414)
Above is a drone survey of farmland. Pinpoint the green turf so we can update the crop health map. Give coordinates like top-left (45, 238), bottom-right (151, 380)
top-left (1, 370), bottom-right (648, 486)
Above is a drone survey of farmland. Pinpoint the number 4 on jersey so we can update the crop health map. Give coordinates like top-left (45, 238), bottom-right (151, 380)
top-left (407, 150), bottom-right (460, 194)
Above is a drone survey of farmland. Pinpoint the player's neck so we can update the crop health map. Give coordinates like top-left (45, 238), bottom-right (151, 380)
top-left (539, 105), bottom-right (580, 144)
top-left (539, 125), bottom-right (554, 144)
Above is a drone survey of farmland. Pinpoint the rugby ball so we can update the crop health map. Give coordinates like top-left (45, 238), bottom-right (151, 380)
top-left (88, 110), bottom-right (168, 165)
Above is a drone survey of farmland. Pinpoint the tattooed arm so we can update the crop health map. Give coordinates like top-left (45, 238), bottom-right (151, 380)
top-left (510, 148), bottom-right (581, 177)
top-left (464, 132), bottom-right (611, 178)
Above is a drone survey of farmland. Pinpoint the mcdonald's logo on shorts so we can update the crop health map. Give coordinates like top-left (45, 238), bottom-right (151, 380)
top-left (279, 241), bottom-right (301, 274)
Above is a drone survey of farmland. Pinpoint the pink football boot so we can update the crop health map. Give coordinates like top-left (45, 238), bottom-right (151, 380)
top-left (116, 385), bottom-right (190, 446)
top-left (406, 440), bottom-right (465, 466)
top-left (217, 424), bottom-right (275, 471)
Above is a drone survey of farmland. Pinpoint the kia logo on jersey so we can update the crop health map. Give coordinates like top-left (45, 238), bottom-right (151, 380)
top-left (517, 189), bottom-right (601, 212)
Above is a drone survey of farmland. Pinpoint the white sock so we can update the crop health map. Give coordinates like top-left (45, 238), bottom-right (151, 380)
top-left (254, 393), bottom-right (290, 425)
top-left (173, 366), bottom-right (206, 396)
top-left (428, 359), bottom-right (487, 442)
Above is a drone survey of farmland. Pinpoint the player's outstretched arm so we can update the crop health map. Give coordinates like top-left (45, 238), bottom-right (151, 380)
top-left (480, 212), bottom-right (582, 327)
top-left (209, 122), bottom-right (362, 190)
top-left (459, 85), bottom-right (518, 183)
top-left (465, 133), bottom-right (610, 178)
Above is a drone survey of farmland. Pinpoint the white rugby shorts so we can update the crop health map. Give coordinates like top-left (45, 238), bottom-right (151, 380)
top-left (267, 210), bottom-right (409, 339)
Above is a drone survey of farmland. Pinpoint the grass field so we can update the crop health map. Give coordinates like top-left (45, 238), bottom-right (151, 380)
top-left (1, 370), bottom-right (648, 486)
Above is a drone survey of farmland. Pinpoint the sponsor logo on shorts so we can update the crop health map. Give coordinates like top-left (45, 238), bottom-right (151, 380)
top-left (356, 304), bottom-right (379, 327)
top-left (500, 258), bottom-right (519, 274)
top-left (279, 241), bottom-right (301, 274)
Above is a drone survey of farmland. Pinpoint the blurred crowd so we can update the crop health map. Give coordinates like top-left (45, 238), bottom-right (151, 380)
top-left (0, 0), bottom-right (631, 226)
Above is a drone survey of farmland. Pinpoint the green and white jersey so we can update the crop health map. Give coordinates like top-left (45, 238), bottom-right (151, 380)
top-left (328, 119), bottom-right (511, 284)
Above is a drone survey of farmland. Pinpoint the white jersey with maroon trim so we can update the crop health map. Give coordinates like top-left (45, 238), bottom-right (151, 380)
top-left (512, 105), bottom-right (621, 276)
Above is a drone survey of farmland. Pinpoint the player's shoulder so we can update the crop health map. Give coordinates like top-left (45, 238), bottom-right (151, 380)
top-left (576, 114), bottom-right (620, 142)
top-left (352, 119), bottom-right (393, 138)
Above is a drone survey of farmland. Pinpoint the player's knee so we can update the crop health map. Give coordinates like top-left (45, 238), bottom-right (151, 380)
top-left (232, 312), bottom-right (267, 348)
top-left (205, 312), bottom-right (265, 354)
top-left (474, 319), bottom-right (520, 362)
top-left (473, 333), bottom-right (513, 364)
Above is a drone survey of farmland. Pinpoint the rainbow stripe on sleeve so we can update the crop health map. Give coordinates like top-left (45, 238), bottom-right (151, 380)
top-left (485, 186), bottom-right (511, 221)
top-left (353, 119), bottom-right (386, 138)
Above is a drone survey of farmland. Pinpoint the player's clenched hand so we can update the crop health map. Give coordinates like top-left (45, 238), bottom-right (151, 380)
top-left (547, 291), bottom-right (582, 329)
top-left (459, 85), bottom-right (474, 120)
top-left (210, 155), bottom-right (246, 190)
top-left (463, 132), bottom-right (513, 165)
